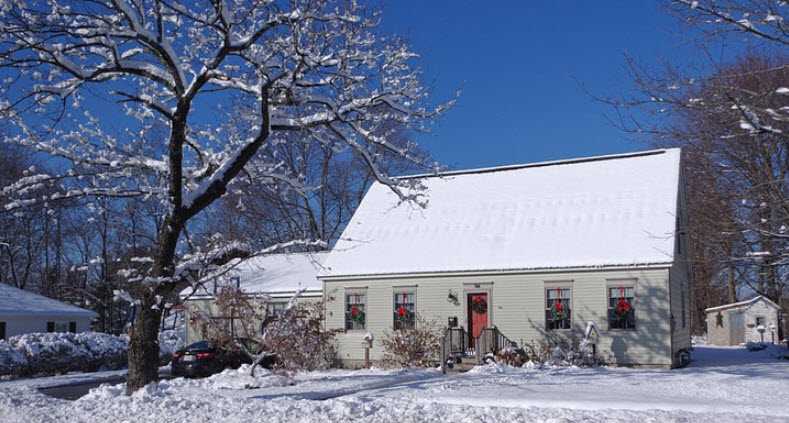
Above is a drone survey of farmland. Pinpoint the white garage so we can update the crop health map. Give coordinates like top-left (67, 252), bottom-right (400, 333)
top-left (0, 284), bottom-right (96, 340)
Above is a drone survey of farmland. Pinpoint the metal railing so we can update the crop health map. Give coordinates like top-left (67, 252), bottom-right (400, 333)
top-left (476, 326), bottom-right (517, 364)
top-left (440, 326), bottom-right (467, 373)
top-left (442, 325), bottom-right (517, 371)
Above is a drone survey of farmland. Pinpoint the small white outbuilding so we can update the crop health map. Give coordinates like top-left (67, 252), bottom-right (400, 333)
top-left (705, 296), bottom-right (781, 346)
top-left (0, 283), bottom-right (97, 340)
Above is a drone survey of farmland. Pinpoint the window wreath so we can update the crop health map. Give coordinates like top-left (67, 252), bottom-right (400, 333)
top-left (350, 305), bottom-right (365, 324)
top-left (550, 300), bottom-right (566, 321)
top-left (614, 294), bottom-right (632, 319)
top-left (471, 296), bottom-right (488, 314)
top-left (396, 305), bottom-right (409, 319)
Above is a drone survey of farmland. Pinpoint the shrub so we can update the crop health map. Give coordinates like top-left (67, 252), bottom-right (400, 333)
top-left (0, 332), bottom-right (127, 378)
top-left (380, 316), bottom-right (441, 368)
top-left (0, 329), bottom-right (184, 378)
top-left (520, 337), bottom-right (603, 367)
top-left (263, 301), bottom-right (340, 371)
top-left (190, 287), bottom-right (340, 373)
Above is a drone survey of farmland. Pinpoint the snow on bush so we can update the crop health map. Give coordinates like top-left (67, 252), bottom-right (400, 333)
top-left (0, 342), bottom-right (26, 376)
top-left (0, 329), bottom-right (185, 378)
top-left (189, 364), bottom-right (293, 390)
top-left (0, 332), bottom-right (127, 377)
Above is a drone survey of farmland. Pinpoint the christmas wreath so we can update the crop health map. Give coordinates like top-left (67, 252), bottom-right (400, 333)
top-left (350, 305), bottom-right (365, 324)
top-left (614, 297), bottom-right (632, 319)
top-left (550, 300), bottom-right (567, 321)
top-left (396, 305), bottom-right (411, 319)
top-left (471, 297), bottom-right (488, 314)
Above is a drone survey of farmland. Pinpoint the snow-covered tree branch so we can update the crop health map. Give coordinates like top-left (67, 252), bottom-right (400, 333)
top-left (0, 0), bottom-right (452, 393)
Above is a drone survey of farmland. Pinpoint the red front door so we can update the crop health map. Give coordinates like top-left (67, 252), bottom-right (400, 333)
top-left (468, 293), bottom-right (489, 343)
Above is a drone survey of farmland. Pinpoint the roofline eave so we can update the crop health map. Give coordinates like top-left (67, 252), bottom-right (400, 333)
top-left (318, 261), bottom-right (675, 281)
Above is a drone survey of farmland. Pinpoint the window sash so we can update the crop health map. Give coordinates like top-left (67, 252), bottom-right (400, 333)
top-left (393, 292), bottom-right (416, 330)
top-left (545, 288), bottom-right (572, 330)
top-left (608, 286), bottom-right (636, 330)
top-left (345, 292), bottom-right (367, 330)
top-left (266, 302), bottom-right (287, 318)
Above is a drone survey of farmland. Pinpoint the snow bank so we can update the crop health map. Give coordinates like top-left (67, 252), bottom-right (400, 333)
top-left (179, 364), bottom-right (293, 390)
top-left (1, 346), bottom-right (786, 422)
top-left (0, 381), bottom-right (778, 423)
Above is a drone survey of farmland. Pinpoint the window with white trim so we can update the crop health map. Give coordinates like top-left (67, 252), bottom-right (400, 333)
top-left (345, 290), bottom-right (367, 330)
top-left (545, 287), bottom-right (572, 330)
top-left (393, 290), bottom-right (416, 330)
top-left (266, 302), bottom-right (287, 318)
top-left (608, 286), bottom-right (636, 330)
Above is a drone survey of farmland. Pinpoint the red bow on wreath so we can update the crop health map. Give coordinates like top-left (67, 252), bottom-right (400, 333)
top-left (350, 305), bottom-right (365, 323)
top-left (551, 299), bottom-right (565, 320)
top-left (397, 305), bottom-right (407, 318)
top-left (615, 297), bottom-right (631, 317)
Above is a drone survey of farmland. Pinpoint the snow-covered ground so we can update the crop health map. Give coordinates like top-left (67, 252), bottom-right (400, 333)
top-left (1, 345), bottom-right (787, 422)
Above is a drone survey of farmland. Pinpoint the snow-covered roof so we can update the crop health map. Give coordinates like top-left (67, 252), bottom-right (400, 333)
top-left (0, 283), bottom-right (97, 318)
top-left (705, 296), bottom-right (780, 313)
top-left (184, 252), bottom-right (326, 299)
top-left (321, 148), bottom-right (682, 278)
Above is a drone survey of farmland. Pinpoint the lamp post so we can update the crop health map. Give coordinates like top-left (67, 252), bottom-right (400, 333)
top-left (769, 323), bottom-right (776, 344)
top-left (757, 325), bottom-right (766, 344)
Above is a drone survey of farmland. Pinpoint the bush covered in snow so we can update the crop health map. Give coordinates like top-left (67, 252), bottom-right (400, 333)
top-left (519, 338), bottom-right (603, 368)
top-left (0, 328), bottom-right (185, 378)
top-left (0, 332), bottom-right (127, 377)
top-left (380, 316), bottom-right (442, 368)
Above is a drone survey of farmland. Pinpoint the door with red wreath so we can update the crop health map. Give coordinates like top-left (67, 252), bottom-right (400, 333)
top-left (467, 293), bottom-right (489, 347)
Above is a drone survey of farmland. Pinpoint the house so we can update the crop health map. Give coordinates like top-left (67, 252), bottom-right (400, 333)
top-left (319, 148), bottom-right (691, 368)
top-left (705, 296), bottom-right (782, 345)
top-left (183, 251), bottom-right (326, 344)
top-left (0, 283), bottom-right (97, 340)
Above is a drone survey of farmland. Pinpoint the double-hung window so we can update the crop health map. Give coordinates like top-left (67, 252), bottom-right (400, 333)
top-left (608, 286), bottom-right (636, 330)
top-left (345, 290), bottom-right (367, 330)
top-left (545, 287), bottom-right (572, 330)
top-left (266, 302), bottom-right (287, 319)
top-left (393, 290), bottom-right (416, 330)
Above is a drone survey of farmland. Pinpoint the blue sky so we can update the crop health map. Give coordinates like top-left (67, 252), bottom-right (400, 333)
top-left (380, 1), bottom-right (700, 170)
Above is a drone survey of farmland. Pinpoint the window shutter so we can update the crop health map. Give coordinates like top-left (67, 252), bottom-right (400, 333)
top-left (0, 322), bottom-right (5, 340)
top-left (69, 322), bottom-right (77, 333)
top-left (46, 321), bottom-right (55, 332)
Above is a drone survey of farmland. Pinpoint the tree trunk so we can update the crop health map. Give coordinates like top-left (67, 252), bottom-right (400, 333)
top-left (727, 265), bottom-right (737, 303)
top-left (126, 297), bottom-right (163, 394)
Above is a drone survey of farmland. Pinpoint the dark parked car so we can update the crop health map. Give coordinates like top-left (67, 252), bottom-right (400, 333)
top-left (171, 340), bottom-right (277, 378)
